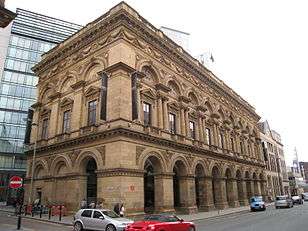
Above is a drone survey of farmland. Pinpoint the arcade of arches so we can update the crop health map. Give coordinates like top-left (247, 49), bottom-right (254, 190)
top-left (27, 147), bottom-right (266, 214)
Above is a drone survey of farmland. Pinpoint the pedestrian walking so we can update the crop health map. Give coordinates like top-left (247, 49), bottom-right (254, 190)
top-left (80, 198), bottom-right (87, 209)
top-left (89, 201), bottom-right (96, 209)
top-left (96, 200), bottom-right (103, 209)
top-left (119, 203), bottom-right (125, 217)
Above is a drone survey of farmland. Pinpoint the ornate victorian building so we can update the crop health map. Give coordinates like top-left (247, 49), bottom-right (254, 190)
top-left (25, 2), bottom-right (266, 214)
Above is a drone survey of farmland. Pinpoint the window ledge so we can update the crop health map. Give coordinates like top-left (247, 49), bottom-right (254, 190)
top-left (80, 124), bottom-right (98, 135)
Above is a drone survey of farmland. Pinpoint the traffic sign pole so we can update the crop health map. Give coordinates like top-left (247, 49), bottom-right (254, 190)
top-left (9, 176), bottom-right (24, 230)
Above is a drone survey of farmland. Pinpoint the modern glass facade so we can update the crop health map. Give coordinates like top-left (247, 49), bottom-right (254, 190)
top-left (0, 8), bottom-right (82, 203)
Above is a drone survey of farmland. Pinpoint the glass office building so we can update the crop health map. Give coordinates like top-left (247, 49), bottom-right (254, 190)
top-left (0, 8), bottom-right (82, 203)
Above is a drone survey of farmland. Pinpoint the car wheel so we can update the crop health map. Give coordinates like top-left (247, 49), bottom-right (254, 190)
top-left (188, 226), bottom-right (195, 231)
top-left (106, 224), bottom-right (116, 231)
top-left (74, 222), bottom-right (83, 231)
top-left (275, 206), bottom-right (279, 209)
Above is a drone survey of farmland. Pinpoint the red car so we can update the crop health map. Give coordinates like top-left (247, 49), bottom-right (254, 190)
top-left (125, 214), bottom-right (196, 231)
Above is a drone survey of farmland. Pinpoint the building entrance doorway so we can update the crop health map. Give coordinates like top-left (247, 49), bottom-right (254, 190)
top-left (86, 158), bottom-right (97, 203)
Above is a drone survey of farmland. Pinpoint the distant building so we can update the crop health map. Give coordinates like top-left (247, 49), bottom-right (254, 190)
top-left (0, 8), bottom-right (82, 204)
top-left (299, 162), bottom-right (308, 183)
top-left (287, 149), bottom-right (306, 195)
top-left (0, 0), bottom-right (16, 28)
top-left (258, 120), bottom-right (289, 199)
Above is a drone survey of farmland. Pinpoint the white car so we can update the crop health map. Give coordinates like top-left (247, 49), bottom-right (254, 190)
top-left (275, 195), bottom-right (293, 209)
top-left (302, 193), bottom-right (308, 201)
top-left (73, 209), bottom-right (133, 231)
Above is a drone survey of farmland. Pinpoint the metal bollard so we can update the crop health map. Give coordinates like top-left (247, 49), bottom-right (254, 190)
top-left (40, 206), bottom-right (43, 218)
top-left (48, 206), bottom-right (51, 220)
top-left (17, 203), bottom-right (22, 230)
top-left (59, 205), bottom-right (62, 221)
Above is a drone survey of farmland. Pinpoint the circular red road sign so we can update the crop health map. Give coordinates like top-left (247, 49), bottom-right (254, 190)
top-left (9, 176), bottom-right (23, 189)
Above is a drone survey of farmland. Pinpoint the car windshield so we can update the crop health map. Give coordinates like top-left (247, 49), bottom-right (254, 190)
top-left (251, 197), bottom-right (263, 202)
top-left (143, 215), bottom-right (179, 222)
top-left (276, 196), bottom-right (286, 200)
top-left (101, 210), bottom-right (120, 218)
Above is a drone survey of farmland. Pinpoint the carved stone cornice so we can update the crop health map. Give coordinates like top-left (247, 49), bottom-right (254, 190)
top-left (71, 80), bottom-right (86, 90)
top-left (26, 126), bottom-right (265, 169)
top-left (155, 83), bottom-right (171, 93)
top-left (96, 168), bottom-right (145, 177)
top-left (32, 3), bottom-right (259, 122)
top-left (48, 92), bottom-right (61, 100)
top-left (195, 105), bottom-right (207, 112)
top-left (178, 95), bottom-right (190, 104)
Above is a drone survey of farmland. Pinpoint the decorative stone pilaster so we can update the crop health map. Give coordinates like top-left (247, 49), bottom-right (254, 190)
top-left (162, 97), bottom-right (169, 131)
top-left (157, 96), bottom-right (163, 129)
top-left (180, 107), bottom-right (186, 136)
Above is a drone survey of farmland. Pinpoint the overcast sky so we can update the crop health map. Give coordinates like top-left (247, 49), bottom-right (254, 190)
top-left (6, 0), bottom-right (308, 165)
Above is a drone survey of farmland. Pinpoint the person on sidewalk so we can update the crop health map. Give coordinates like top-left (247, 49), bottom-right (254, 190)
top-left (80, 198), bottom-right (87, 209)
top-left (96, 200), bottom-right (103, 209)
top-left (119, 203), bottom-right (125, 217)
top-left (89, 201), bottom-right (96, 209)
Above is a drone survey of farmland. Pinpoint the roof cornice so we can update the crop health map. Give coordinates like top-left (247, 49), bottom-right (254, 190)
top-left (32, 2), bottom-right (259, 121)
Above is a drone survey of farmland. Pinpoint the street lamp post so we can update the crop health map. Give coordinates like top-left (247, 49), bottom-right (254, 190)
top-left (28, 123), bottom-right (38, 205)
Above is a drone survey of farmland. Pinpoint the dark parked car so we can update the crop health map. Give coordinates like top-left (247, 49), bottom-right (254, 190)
top-left (292, 195), bottom-right (303, 205)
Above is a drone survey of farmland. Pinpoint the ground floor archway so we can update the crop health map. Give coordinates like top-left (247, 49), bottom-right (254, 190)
top-left (86, 158), bottom-right (97, 204)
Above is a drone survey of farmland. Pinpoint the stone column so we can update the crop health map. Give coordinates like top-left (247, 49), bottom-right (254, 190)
top-left (71, 87), bottom-right (83, 132)
top-left (180, 108), bottom-right (186, 136)
top-left (227, 179), bottom-right (240, 207)
top-left (178, 175), bottom-right (198, 214)
top-left (152, 98), bottom-right (158, 127)
top-left (157, 96), bottom-right (163, 129)
top-left (198, 117), bottom-right (203, 141)
top-left (185, 110), bottom-right (189, 137)
top-left (154, 173), bottom-right (175, 213)
top-left (213, 123), bottom-right (219, 147)
top-left (238, 180), bottom-right (249, 206)
top-left (254, 180), bottom-right (261, 196)
top-left (213, 177), bottom-right (228, 210)
top-left (199, 177), bottom-right (215, 211)
top-left (245, 179), bottom-right (253, 199)
top-left (162, 98), bottom-right (169, 130)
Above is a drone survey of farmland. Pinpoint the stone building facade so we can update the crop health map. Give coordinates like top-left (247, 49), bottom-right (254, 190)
top-left (258, 121), bottom-right (289, 200)
top-left (24, 2), bottom-right (266, 214)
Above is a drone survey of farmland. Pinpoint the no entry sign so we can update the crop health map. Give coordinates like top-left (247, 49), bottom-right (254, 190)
top-left (9, 176), bottom-right (23, 189)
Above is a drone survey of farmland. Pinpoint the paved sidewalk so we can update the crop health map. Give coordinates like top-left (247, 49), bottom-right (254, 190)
top-left (0, 203), bottom-right (274, 226)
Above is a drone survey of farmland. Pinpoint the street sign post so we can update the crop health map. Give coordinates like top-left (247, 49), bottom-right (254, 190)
top-left (9, 176), bottom-right (23, 189)
top-left (9, 176), bottom-right (24, 230)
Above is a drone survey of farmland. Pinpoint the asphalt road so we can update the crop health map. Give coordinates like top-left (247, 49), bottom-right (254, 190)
top-left (195, 203), bottom-right (308, 231)
top-left (1, 203), bottom-right (308, 231)
top-left (0, 211), bottom-right (72, 231)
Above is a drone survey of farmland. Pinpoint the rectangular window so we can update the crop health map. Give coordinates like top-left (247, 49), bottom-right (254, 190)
top-left (189, 121), bottom-right (195, 139)
top-left (205, 127), bottom-right (211, 145)
top-left (230, 137), bottom-right (235, 152)
top-left (88, 100), bottom-right (97, 126)
top-left (169, 113), bottom-right (176, 134)
top-left (219, 132), bottom-right (224, 149)
top-left (240, 141), bottom-right (244, 154)
top-left (62, 110), bottom-right (71, 133)
top-left (100, 72), bottom-right (108, 121)
top-left (41, 118), bottom-right (49, 139)
top-left (143, 102), bottom-right (151, 126)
